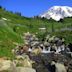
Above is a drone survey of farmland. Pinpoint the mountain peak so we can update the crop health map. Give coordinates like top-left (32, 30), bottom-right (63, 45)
top-left (40, 6), bottom-right (72, 21)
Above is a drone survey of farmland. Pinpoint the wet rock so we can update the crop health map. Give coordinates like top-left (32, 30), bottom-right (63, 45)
top-left (36, 64), bottom-right (49, 72)
top-left (68, 60), bottom-right (72, 72)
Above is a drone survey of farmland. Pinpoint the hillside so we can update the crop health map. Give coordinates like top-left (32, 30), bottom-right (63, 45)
top-left (0, 8), bottom-right (72, 58)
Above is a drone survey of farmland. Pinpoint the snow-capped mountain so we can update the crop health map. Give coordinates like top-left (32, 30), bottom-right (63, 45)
top-left (40, 6), bottom-right (72, 21)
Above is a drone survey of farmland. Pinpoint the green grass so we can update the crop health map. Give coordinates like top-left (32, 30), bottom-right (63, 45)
top-left (51, 31), bottom-right (72, 44)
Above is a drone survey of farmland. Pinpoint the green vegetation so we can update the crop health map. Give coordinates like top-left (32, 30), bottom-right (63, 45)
top-left (0, 7), bottom-right (72, 58)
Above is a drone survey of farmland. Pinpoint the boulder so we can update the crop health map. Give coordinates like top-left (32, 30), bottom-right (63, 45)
top-left (23, 58), bottom-right (32, 68)
top-left (55, 63), bottom-right (67, 72)
top-left (16, 67), bottom-right (36, 72)
top-left (0, 60), bottom-right (16, 72)
top-left (32, 48), bottom-right (42, 55)
top-left (15, 55), bottom-right (33, 68)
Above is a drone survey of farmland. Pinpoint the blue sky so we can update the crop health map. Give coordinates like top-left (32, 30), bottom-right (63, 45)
top-left (0, 0), bottom-right (72, 17)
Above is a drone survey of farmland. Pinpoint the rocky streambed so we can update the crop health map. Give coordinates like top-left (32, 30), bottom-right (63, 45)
top-left (0, 32), bottom-right (72, 72)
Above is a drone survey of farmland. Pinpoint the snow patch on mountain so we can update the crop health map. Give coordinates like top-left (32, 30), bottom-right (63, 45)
top-left (40, 6), bottom-right (72, 21)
